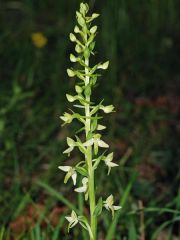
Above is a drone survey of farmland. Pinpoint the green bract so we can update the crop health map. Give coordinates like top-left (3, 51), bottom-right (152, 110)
top-left (59, 3), bottom-right (121, 239)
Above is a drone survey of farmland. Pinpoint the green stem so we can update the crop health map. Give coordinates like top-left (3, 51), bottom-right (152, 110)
top-left (85, 57), bottom-right (97, 240)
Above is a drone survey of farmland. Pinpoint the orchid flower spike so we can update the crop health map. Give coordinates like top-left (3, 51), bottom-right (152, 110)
top-left (104, 194), bottom-right (121, 218)
top-left (75, 177), bottom-right (89, 200)
top-left (58, 166), bottom-right (77, 185)
top-left (104, 152), bottom-right (118, 175)
top-left (65, 210), bottom-right (79, 231)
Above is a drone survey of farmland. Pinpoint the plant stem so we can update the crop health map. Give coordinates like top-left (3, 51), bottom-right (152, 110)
top-left (85, 57), bottom-right (97, 240)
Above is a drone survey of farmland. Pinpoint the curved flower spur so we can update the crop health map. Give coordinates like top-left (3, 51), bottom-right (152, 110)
top-left (58, 3), bottom-right (121, 239)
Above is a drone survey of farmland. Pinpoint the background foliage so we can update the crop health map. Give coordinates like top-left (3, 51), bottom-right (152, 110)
top-left (0, 0), bottom-right (179, 239)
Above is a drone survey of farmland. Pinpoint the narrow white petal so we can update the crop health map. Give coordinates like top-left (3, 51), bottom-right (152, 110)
top-left (104, 203), bottom-right (110, 210)
top-left (97, 124), bottom-right (106, 130)
top-left (63, 146), bottom-right (73, 154)
top-left (65, 216), bottom-right (73, 223)
top-left (98, 139), bottom-right (109, 148)
top-left (72, 172), bottom-right (77, 185)
top-left (58, 166), bottom-right (71, 172)
top-left (70, 219), bottom-right (78, 228)
top-left (74, 186), bottom-right (87, 193)
top-left (106, 161), bottom-right (119, 167)
top-left (83, 138), bottom-right (94, 147)
top-left (82, 177), bottom-right (88, 185)
top-left (114, 206), bottom-right (122, 210)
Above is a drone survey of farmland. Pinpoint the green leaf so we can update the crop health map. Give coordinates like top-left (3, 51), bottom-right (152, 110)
top-left (93, 198), bottom-right (103, 217)
top-left (75, 166), bottom-right (88, 177)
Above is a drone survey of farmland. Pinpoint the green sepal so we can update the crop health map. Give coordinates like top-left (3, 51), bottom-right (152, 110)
top-left (93, 151), bottom-right (106, 170)
top-left (90, 76), bottom-right (98, 86)
top-left (75, 127), bottom-right (85, 134)
top-left (93, 197), bottom-right (103, 217)
top-left (91, 117), bottom-right (97, 132)
top-left (90, 100), bottom-right (104, 115)
top-left (94, 140), bottom-right (98, 155)
top-left (76, 11), bottom-right (86, 27)
top-left (75, 135), bottom-right (86, 154)
top-left (89, 41), bottom-right (96, 52)
top-left (84, 84), bottom-right (91, 97)
top-left (87, 34), bottom-right (96, 46)
top-left (84, 47), bottom-right (90, 59)
top-left (64, 171), bottom-right (71, 184)
top-left (75, 166), bottom-right (88, 177)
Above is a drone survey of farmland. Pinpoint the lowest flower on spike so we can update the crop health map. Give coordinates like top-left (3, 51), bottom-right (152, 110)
top-left (104, 195), bottom-right (122, 218)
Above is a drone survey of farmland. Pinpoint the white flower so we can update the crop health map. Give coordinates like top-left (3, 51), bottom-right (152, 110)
top-left (63, 137), bottom-right (76, 155)
top-left (60, 112), bottom-right (73, 124)
top-left (100, 105), bottom-right (114, 113)
top-left (104, 195), bottom-right (121, 218)
top-left (97, 61), bottom-right (109, 70)
top-left (75, 177), bottom-right (89, 200)
top-left (58, 166), bottom-right (77, 185)
top-left (104, 152), bottom-right (118, 175)
top-left (75, 177), bottom-right (88, 193)
top-left (83, 134), bottom-right (109, 155)
top-left (65, 210), bottom-right (79, 229)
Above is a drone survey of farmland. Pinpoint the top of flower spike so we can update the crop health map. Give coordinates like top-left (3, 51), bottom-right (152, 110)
top-left (79, 3), bottom-right (89, 16)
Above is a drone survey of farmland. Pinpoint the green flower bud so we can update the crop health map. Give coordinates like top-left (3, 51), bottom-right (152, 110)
top-left (69, 33), bottom-right (76, 42)
top-left (75, 85), bottom-right (83, 94)
top-left (84, 47), bottom-right (90, 59)
top-left (98, 61), bottom-right (109, 70)
top-left (92, 13), bottom-right (100, 19)
top-left (66, 94), bottom-right (76, 102)
top-left (90, 26), bottom-right (97, 34)
top-left (74, 25), bottom-right (80, 33)
top-left (60, 112), bottom-right (73, 124)
top-left (84, 85), bottom-right (91, 96)
top-left (76, 11), bottom-right (86, 27)
top-left (80, 3), bottom-right (89, 16)
top-left (75, 44), bottom-right (82, 53)
top-left (67, 69), bottom-right (75, 77)
top-left (70, 54), bottom-right (77, 62)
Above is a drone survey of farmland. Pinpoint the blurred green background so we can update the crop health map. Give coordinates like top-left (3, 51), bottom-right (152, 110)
top-left (0, 0), bottom-right (180, 239)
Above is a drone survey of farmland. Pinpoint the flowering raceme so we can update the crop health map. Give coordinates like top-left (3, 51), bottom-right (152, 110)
top-left (58, 3), bottom-right (121, 239)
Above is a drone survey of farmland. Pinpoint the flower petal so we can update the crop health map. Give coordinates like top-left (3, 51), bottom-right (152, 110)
top-left (63, 146), bottom-right (73, 154)
top-left (114, 205), bottom-right (122, 210)
top-left (74, 186), bottom-right (87, 193)
top-left (72, 171), bottom-right (77, 185)
top-left (83, 138), bottom-right (94, 147)
top-left (106, 161), bottom-right (118, 167)
top-left (58, 166), bottom-right (71, 172)
top-left (98, 139), bottom-right (109, 148)
top-left (65, 216), bottom-right (73, 223)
